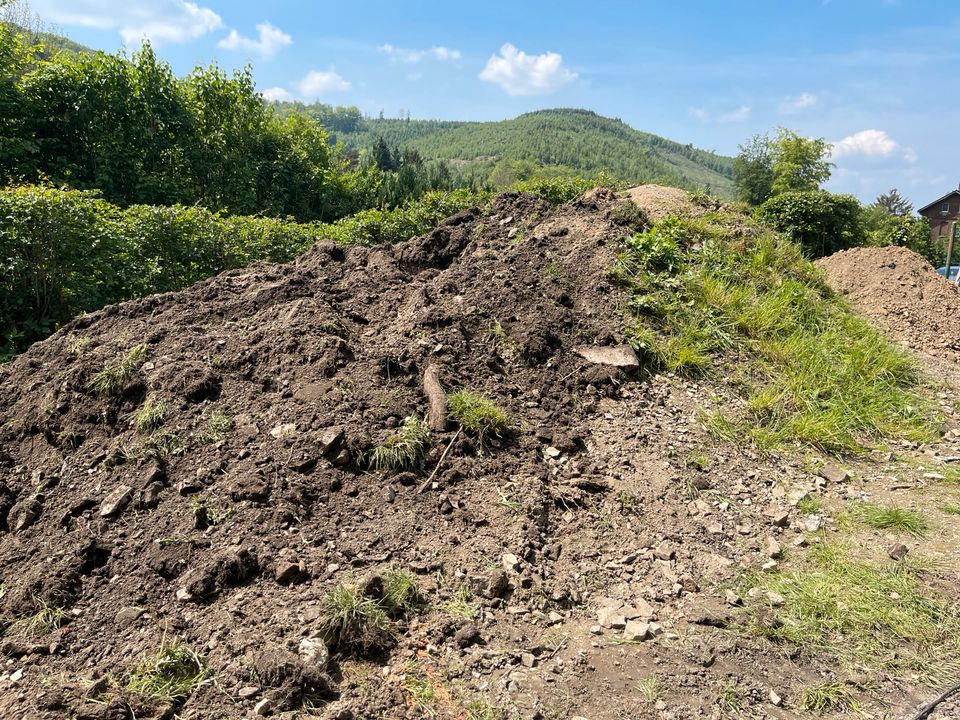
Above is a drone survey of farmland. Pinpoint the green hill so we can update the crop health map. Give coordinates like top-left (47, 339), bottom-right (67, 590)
top-left (276, 106), bottom-right (735, 196)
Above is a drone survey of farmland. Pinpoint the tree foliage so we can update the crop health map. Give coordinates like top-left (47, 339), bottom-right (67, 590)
top-left (733, 128), bottom-right (833, 205)
top-left (875, 188), bottom-right (912, 217)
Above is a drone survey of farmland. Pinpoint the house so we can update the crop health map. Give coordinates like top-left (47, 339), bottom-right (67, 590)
top-left (918, 187), bottom-right (960, 240)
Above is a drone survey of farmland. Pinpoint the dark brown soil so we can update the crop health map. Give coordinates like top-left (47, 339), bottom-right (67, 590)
top-left (0, 188), bottom-right (954, 720)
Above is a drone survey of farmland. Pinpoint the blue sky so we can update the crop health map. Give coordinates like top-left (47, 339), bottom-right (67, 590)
top-left (24, 0), bottom-right (959, 207)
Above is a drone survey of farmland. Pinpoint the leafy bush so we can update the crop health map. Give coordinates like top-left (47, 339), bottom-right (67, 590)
top-left (755, 190), bottom-right (863, 258)
top-left (861, 204), bottom-right (938, 265)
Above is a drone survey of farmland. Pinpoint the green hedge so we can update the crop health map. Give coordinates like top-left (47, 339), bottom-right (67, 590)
top-left (755, 190), bottom-right (863, 258)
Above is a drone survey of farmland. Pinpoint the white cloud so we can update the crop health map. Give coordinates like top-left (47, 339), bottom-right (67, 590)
top-left (378, 44), bottom-right (461, 63)
top-left (218, 22), bottom-right (292, 58)
top-left (903, 147), bottom-right (918, 163)
top-left (261, 86), bottom-right (292, 102)
top-left (779, 92), bottom-right (819, 114)
top-left (689, 105), bottom-right (750, 123)
top-left (831, 129), bottom-right (899, 159)
top-left (717, 105), bottom-right (751, 122)
top-left (31, 0), bottom-right (223, 45)
top-left (297, 68), bottom-right (351, 98)
top-left (479, 43), bottom-right (577, 96)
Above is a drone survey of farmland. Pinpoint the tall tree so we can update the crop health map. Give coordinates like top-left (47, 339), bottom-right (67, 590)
top-left (732, 133), bottom-right (776, 205)
top-left (770, 128), bottom-right (833, 195)
top-left (875, 188), bottom-right (912, 216)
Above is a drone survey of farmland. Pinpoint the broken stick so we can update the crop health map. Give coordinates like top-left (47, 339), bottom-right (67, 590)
top-left (422, 363), bottom-right (448, 432)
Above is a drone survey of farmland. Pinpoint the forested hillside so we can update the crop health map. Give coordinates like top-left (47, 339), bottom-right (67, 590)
top-left (273, 106), bottom-right (736, 196)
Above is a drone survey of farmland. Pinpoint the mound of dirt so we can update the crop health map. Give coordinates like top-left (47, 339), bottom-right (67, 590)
top-left (817, 246), bottom-right (960, 365)
top-left (0, 187), bottom-right (946, 719)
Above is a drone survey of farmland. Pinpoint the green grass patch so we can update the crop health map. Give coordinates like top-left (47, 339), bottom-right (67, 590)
top-left (798, 681), bottom-right (858, 714)
top-left (612, 213), bottom-right (938, 454)
top-left (368, 415), bottom-right (431, 472)
top-left (797, 495), bottom-right (823, 515)
top-left (198, 410), bottom-right (233, 444)
top-left (380, 568), bottom-right (423, 617)
top-left (940, 503), bottom-right (960, 515)
top-left (6, 602), bottom-right (64, 637)
top-left (752, 542), bottom-right (960, 683)
top-left (448, 390), bottom-right (510, 444)
top-left (130, 394), bottom-right (168, 433)
top-left (850, 502), bottom-right (930, 537)
top-left (88, 344), bottom-right (147, 395)
top-left (126, 642), bottom-right (210, 701)
top-left (318, 584), bottom-right (391, 652)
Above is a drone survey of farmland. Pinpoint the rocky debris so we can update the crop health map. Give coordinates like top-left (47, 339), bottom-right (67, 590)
top-left (176, 547), bottom-right (259, 602)
top-left (818, 462), bottom-right (850, 484)
top-left (889, 543), bottom-right (909, 561)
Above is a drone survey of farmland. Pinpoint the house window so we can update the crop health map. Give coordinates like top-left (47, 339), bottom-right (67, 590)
top-left (943, 202), bottom-right (952, 214)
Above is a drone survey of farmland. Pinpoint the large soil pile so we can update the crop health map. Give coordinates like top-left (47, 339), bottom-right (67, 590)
top-left (0, 189), bottom-right (942, 719)
top-left (817, 246), bottom-right (960, 365)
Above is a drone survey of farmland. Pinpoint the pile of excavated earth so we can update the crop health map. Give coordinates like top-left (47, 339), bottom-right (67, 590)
top-left (817, 245), bottom-right (960, 368)
top-left (0, 187), bottom-right (958, 720)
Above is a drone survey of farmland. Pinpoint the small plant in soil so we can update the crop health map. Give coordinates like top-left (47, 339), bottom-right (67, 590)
top-left (941, 503), bottom-right (960, 515)
top-left (88, 344), bottom-right (147, 395)
top-left (129, 394), bottom-right (168, 433)
top-left (66, 334), bottom-right (91, 356)
top-left (717, 681), bottom-right (742, 715)
top-left (636, 676), bottom-right (662, 703)
top-left (465, 698), bottom-right (502, 720)
top-left (796, 495), bottom-right (823, 515)
top-left (380, 568), bottom-right (423, 617)
top-left (448, 390), bottom-right (509, 444)
top-left (496, 488), bottom-right (524, 515)
top-left (7, 601), bottom-right (65, 637)
top-left (198, 409), bottom-right (233, 444)
top-left (402, 665), bottom-right (438, 715)
top-left (799, 681), bottom-right (857, 714)
top-left (142, 430), bottom-right (181, 459)
top-left (126, 642), bottom-right (210, 700)
top-left (318, 584), bottom-right (391, 652)
top-left (441, 586), bottom-right (478, 621)
top-left (850, 502), bottom-right (930, 537)
top-left (368, 415), bottom-right (431, 472)
top-left (190, 498), bottom-right (235, 529)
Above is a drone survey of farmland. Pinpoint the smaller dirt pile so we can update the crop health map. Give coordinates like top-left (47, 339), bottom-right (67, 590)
top-left (817, 246), bottom-right (960, 365)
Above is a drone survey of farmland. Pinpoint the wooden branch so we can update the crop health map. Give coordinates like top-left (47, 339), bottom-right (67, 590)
top-left (417, 427), bottom-right (461, 494)
top-left (422, 363), bottom-right (448, 432)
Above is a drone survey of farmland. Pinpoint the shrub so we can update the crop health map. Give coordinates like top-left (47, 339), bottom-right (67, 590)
top-left (756, 190), bottom-right (863, 257)
top-left (367, 416), bottom-right (432, 472)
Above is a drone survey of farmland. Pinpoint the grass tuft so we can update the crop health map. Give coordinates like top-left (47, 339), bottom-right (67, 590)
top-left (850, 502), bottom-right (930, 537)
top-left (88, 344), bottom-right (147, 395)
top-left (799, 681), bottom-right (858, 714)
top-left (380, 568), bottom-right (423, 617)
top-left (448, 390), bottom-right (510, 444)
top-left (717, 681), bottom-right (741, 716)
top-left (7, 601), bottom-right (65, 637)
top-left (752, 542), bottom-right (960, 682)
top-left (940, 503), bottom-right (960, 515)
top-left (636, 676), bottom-right (662, 704)
top-left (368, 415), bottom-right (431, 472)
top-left (126, 642), bottom-right (209, 701)
top-left (318, 584), bottom-right (391, 652)
top-left (613, 213), bottom-right (938, 454)
top-left (198, 410), bottom-right (233, 444)
top-left (130, 394), bottom-right (168, 433)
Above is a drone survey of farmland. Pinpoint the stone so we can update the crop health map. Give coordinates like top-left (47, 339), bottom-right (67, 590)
top-left (484, 570), bottom-right (510, 599)
top-left (803, 514), bottom-right (823, 532)
top-left (589, 625), bottom-right (603, 635)
top-left (597, 607), bottom-right (626, 629)
top-left (275, 561), bottom-right (302, 584)
top-left (454, 624), bottom-right (482, 648)
top-left (818, 462), bottom-right (849, 484)
top-left (269, 422), bottom-right (297, 439)
top-left (623, 598), bottom-right (656, 620)
top-left (765, 537), bottom-right (783, 559)
top-left (544, 446), bottom-right (562, 458)
top-left (238, 686), bottom-right (260, 699)
top-left (547, 611), bottom-right (563, 625)
top-left (298, 636), bottom-right (329, 669)
top-left (766, 592), bottom-right (786, 607)
top-left (622, 620), bottom-right (650, 641)
top-left (317, 428), bottom-right (344, 455)
top-left (501, 553), bottom-right (521, 572)
top-left (767, 510), bottom-right (790, 527)
top-left (99, 485), bottom-right (133, 517)
top-left (653, 541), bottom-right (676, 561)
top-left (572, 344), bottom-right (640, 369)
top-left (888, 543), bottom-right (909, 561)
top-left (520, 652), bottom-right (537, 668)
top-left (724, 589), bottom-right (742, 606)
top-left (762, 560), bottom-right (779, 571)
top-left (9, 497), bottom-right (41, 532)
top-left (769, 690), bottom-right (783, 706)
top-left (114, 606), bottom-right (145, 627)
top-left (254, 697), bottom-right (273, 716)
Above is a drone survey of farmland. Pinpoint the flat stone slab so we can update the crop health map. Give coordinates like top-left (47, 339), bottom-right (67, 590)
top-left (573, 344), bottom-right (639, 368)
